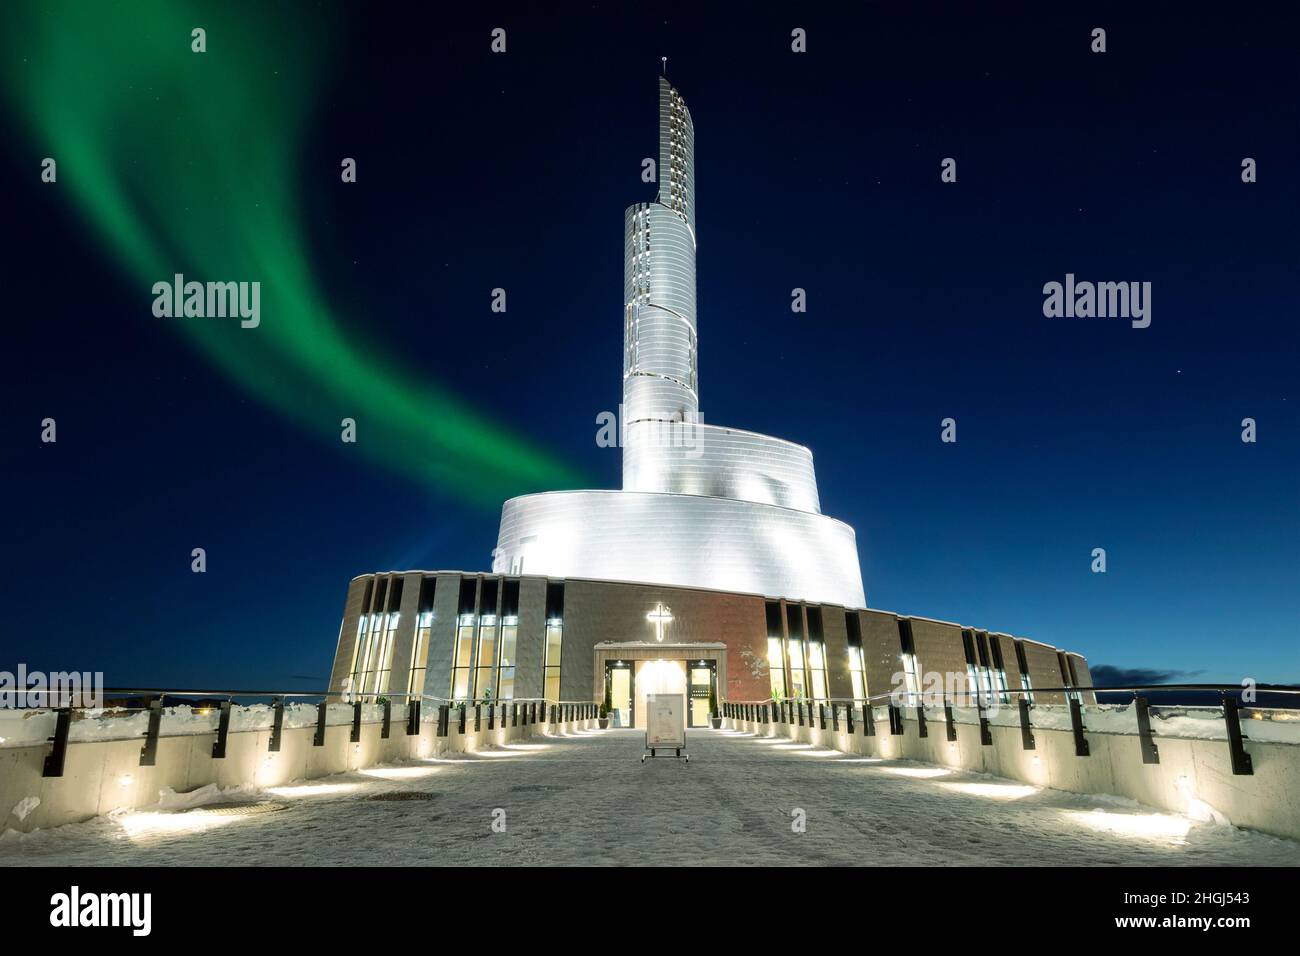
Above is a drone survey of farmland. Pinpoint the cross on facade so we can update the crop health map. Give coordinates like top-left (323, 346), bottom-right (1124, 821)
top-left (647, 603), bottom-right (673, 642)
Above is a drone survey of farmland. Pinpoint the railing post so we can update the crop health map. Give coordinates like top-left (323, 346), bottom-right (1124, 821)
top-left (1134, 695), bottom-right (1159, 764)
top-left (818, 703), bottom-right (827, 730)
top-left (350, 701), bottom-right (362, 744)
top-left (1016, 699), bottom-right (1035, 750)
top-left (1069, 697), bottom-right (1090, 757)
top-left (140, 697), bottom-right (163, 766)
top-left (915, 704), bottom-right (928, 739)
top-left (313, 701), bottom-right (328, 746)
top-left (488, 702), bottom-right (495, 730)
top-left (43, 707), bottom-right (72, 778)
top-left (381, 699), bottom-right (392, 739)
top-left (512, 702), bottom-right (518, 727)
top-left (845, 703), bottom-right (854, 734)
top-left (832, 704), bottom-right (840, 732)
top-left (437, 704), bottom-right (450, 737)
top-left (797, 702), bottom-right (805, 726)
top-left (406, 699), bottom-right (421, 736)
top-left (977, 703), bottom-right (992, 746)
top-left (863, 703), bottom-right (876, 737)
top-left (1223, 695), bottom-right (1253, 775)
top-left (212, 700), bottom-right (233, 758)
top-left (944, 698), bottom-right (957, 742)
top-left (474, 704), bottom-right (482, 732)
top-left (269, 697), bottom-right (285, 752)
top-left (887, 703), bottom-right (903, 735)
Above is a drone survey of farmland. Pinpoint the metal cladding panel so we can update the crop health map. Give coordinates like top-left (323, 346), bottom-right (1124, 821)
top-left (658, 77), bottom-right (695, 234)
top-left (623, 202), bottom-right (698, 424)
top-left (492, 490), bottom-right (865, 608)
top-left (622, 421), bottom-right (821, 514)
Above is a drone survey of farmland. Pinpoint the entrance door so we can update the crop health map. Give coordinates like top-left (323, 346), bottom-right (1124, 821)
top-left (688, 664), bottom-right (713, 728)
top-left (633, 659), bottom-right (686, 729)
top-left (609, 665), bottom-right (632, 727)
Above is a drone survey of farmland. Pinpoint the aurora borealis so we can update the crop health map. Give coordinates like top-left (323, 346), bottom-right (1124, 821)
top-left (2, 0), bottom-right (582, 506)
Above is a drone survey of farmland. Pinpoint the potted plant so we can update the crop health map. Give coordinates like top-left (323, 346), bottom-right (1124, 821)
top-left (709, 685), bottom-right (722, 729)
top-left (598, 681), bottom-right (612, 729)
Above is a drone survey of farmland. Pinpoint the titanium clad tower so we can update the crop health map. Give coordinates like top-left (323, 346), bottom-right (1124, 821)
top-left (493, 78), bottom-right (866, 609)
top-left (622, 77), bottom-right (699, 426)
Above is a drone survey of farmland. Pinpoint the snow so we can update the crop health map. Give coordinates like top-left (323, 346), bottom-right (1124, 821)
top-left (5, 701), bottom-right (1295, 750)
top-left (2, 727), bottom-right (1296, 866)
top-left (0, 702), bottom-right (376, 747)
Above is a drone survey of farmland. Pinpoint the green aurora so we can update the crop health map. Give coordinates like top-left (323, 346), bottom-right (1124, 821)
top-left (2, 0), bottom-right (585, 506)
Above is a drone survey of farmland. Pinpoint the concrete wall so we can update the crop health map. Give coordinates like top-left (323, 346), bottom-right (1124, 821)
top-left (724, 709), bottom-right (1300, 843)
top-left (1, 706), bottom-right (596, 834)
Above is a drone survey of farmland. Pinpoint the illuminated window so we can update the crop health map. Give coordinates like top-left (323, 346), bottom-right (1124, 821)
top-left (846, 612), bottom-right (866, 700)
top-left (898, 619), bottom-right (922, 706)
top-left (786, 639), bottom-right (806, 699)
top-left (1014, 642), bottom-right (1035, 706)
top-left (543, 582), bottom-right (564, 701)
top-left (450, 577), bottom-right (477, 701)
top-left (806, 607), bottom-right (827, 700)
top-left (352, 577), bottom-right (403, 700)
top-left (765, 601), bottom-right (786, 698)
top-left (961, 630), bottom-right (980, 705)
top-left (452, 617), bottom-right (474, 701)
top-left (900, 654), bottom-right (921, 705)
top-left (496, 580), bottom-right (519, 700)
top-left (407, 577), bottom-right (436, 698)
top-left (1059, 652), bottom-right (1082, 704)
top-left (767, 638), bottom-right (786, 698)
top-left (785, 604), bottom-right (806, 699)
top-left (372, 609), bottom-right (400, 696)
top-left (848, 646), bottom-right (866, 700)
top-left (473, 579), bottom-right (499, 701)
top-left (808, 642), bottom-right (828, 701)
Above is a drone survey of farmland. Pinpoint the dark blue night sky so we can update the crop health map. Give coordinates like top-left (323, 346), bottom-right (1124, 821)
top-left (4, 2), bottom-right (1297, 689)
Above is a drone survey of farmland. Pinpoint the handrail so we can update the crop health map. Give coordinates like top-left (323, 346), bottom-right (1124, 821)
top-left (12, 686), bottom-right (595, 712)
top-left (24, 686), bottom-right (601, 779)
top-left (723, 682), bottom-right (1300, 708)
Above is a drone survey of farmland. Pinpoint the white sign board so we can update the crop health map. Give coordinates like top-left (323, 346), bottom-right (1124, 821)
top-left (645, 693), bottom-right (686, 749)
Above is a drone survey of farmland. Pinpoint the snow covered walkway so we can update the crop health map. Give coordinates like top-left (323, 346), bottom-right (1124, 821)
top-left (3, 727), bottom-right (1296, 866)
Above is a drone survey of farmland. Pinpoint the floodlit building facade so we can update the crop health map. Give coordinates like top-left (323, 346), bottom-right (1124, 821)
top-left (328, 79), bottom-right (1092, 727)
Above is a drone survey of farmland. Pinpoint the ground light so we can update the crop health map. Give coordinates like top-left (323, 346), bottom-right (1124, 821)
top-left (1061, 808), bottom-right (1192, 843)
top-left (359, 766), bottom-right (439, 780)
top-left (879, 766), bottom-right (952, 779)
top-left (939, 782), bottom-right (1039, 800)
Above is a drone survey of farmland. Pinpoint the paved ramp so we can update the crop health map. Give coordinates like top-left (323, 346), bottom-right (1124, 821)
top-left (3, 727), bottom-right (1295, 866)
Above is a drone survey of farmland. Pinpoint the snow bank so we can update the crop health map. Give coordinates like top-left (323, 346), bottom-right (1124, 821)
top-left (0, 701), bottom-right (384, 748)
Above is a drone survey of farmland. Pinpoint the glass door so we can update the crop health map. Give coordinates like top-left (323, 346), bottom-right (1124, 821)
top-left (688, 664), bottom-right (713, 727)
top-left (607, 663), bottom-right (632, 727)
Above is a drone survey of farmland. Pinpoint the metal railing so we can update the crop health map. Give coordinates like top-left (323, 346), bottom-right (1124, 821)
top-left (19, 686), bottom-right (599, 779)
top-left (720, 683), bottom-right (1300, 778)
